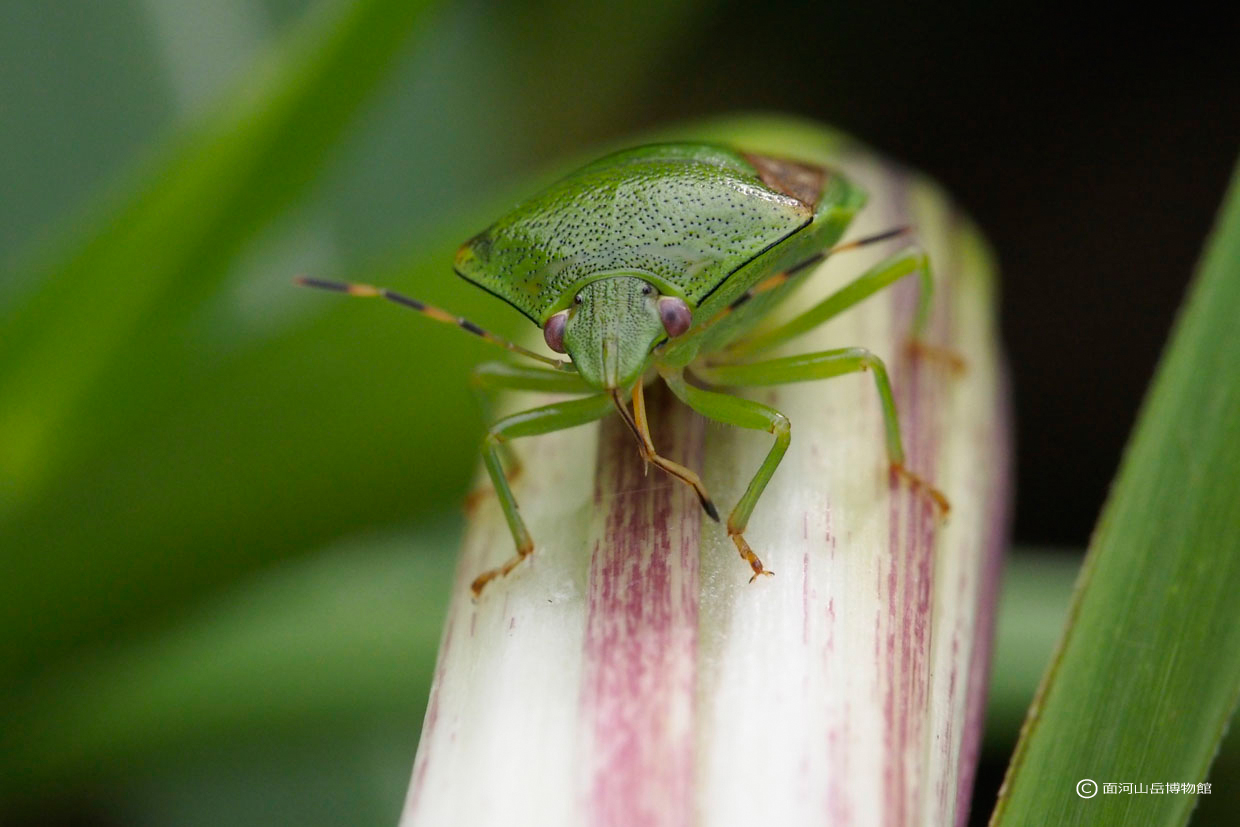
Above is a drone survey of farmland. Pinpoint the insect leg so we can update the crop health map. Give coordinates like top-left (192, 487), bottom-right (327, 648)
top-left (695, 349), bottom-right (949, 513)
top-left (294, 277), bottom-right (571, 370)
top-left (470, 361), bottom-right (592, 395)
top-left (471, 393), bottom-right (615, 597)
top-left (465, 362), bottom-right (594, 507)
top-left (687, 228), bottom-right (914, 339)
top-left (721, 247), bottom-right (946, 362)
top-left (659, 368), bottom-right (788, 581)
top-left (616, 382), bottom-right (720, 522)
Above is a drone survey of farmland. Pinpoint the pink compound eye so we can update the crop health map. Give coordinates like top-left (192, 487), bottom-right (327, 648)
top-left (658, 296), bottom-right (692, 338)
top-left (543, 310), bottom-right (569, 353)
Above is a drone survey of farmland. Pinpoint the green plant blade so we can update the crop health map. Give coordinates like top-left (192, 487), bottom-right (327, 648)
top-left (0, 0), bottom-right (437, 515)
top-left (0, 522), bottom-right (456, 803)
top-left (0, 0), bottom-right (438, 689)
top-left (991, 158), bottom-right (1240, 824)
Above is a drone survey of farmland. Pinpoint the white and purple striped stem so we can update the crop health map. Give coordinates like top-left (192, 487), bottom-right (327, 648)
top-left (401, 149), bottom-right (1009, 827)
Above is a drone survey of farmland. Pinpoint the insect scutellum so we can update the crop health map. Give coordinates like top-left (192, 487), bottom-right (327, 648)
top-left (297, 142), bottom-right (955, 597)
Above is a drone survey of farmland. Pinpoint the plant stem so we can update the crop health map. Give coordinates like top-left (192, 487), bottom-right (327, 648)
top-left (401, 133), bottom-right (1009, 827)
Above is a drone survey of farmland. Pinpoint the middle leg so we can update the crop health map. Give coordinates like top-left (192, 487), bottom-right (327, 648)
top-left (720, 246), bottom-right (958, 367)
top-left (695, 348), bottom-right (949, 513)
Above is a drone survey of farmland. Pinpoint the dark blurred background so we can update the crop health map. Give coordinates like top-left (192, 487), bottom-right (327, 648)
top-left (1, 1), bottom-right (1236, 824)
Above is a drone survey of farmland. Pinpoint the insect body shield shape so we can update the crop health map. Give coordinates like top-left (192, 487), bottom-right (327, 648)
top-left (451, 144), bottom-right (812, 324)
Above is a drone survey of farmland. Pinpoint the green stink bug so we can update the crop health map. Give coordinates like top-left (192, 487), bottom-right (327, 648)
top-left (297, 142), bottom-right (949, 596)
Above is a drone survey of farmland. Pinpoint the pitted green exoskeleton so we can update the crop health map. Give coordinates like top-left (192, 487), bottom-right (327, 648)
top-left (297, 142), bottom-right (953, 596)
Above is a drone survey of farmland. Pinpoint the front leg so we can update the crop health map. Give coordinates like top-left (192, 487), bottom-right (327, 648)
top-left (471, 393), bottom-right (614, 597)
top-left (622, 380), bottom-right (720, 521)
top-left (659, 368), bottom-right (790, 582)
top-left (466, 361), bottom-right (592, 506)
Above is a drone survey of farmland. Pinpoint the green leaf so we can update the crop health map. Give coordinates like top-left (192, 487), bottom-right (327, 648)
top-left (0, 0), bottom-right (438, 689)
top-left (0, 522), bottom-right (456, 801)
top-left (0, 0), bottom-right (437, 509)
top-left (991, 158), bottom-right (1240, 824)
top-left (983, 551), bottom-right (1081, 747)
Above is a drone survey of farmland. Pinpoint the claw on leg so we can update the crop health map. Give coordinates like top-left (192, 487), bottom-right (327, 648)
top-left (904, 338), bottom-right (967, 375)
top-left (470, 540), bottom-right (534, 599)
top-left (729, 526), bottom-right (774, 582)
top-left (890, 462), bottom-right (951, 516)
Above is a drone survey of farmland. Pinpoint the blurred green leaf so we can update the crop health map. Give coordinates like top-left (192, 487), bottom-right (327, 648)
top-left (983, 550), bottom-right (1081, 747)
top-left (1, 520), bottom-right (456, 803)
top-left (0, 0), bottom-right (439, 688)
top-left (0, 0), bottom-right (437, 505)
top-left (112, 724), bottom-right (419, 827)
top-left (991, 158), bottom-right (1240, 824)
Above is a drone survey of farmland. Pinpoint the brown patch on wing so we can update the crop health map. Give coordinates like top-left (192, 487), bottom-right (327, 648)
top-left (742, 153), bottom-right (827, 208)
